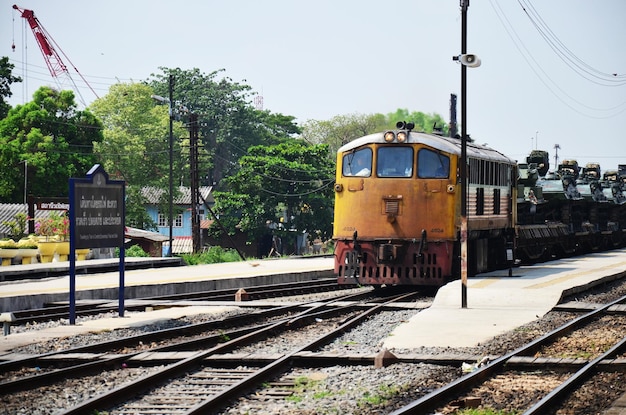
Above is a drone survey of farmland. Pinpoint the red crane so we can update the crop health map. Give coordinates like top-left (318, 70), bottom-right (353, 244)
top-left (12, 4), bottom-right (99, 105)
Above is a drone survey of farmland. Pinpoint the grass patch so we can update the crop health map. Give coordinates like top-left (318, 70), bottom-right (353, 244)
top-left (358, 383), bottom-right (404, 407)
top-left (456, 409), bottom-right (521, 415)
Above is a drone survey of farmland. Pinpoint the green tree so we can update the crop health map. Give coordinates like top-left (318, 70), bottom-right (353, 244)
top-left (124, 185), bottom-right (157, 231)
top-left (300, 113), bottom-right (387, 157)
top-left (386, 108), bottom-right (449, 135)
top-left (147, 67), bottom-right (300, 189)
top-left (0, 57), bottom-right (22, 119)
top-left (89, 82), bottom-right (188, 230)
top-left (300, 110), bottom-right (449, 161)
top-left (0, 86), bottom-right (102, 201)
top-left (211, 140), bottom-right (335, 253)
top-left (89, 83), bottom-right (186, 185)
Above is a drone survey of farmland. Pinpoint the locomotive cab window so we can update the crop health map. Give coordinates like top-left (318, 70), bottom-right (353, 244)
top-left (342, 148), bottom-right (372, 177)
top-left (417, 148), bottom-right (449, 178)
top-left (377, 146), bottom-right (413, 178)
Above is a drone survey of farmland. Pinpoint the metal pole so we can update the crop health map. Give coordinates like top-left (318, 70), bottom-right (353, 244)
top-left (23, 160), bottom-right (27, 205)
top-left (168, 75), bottom-right (174, 257)
top-left (189, 113), bottom-right (200, 253)
top-left (460, 0), bottom-right (469, 308)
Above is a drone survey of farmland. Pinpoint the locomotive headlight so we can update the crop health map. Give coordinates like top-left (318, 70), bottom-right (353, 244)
top-left (383, 131), bottom-right (395, 143)
top-left (396, 131), bottom-right (408, 143)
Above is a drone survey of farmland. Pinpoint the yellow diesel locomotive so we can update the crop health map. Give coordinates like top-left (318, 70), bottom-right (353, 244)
top-left (333, 124), bottom-right (517, 287)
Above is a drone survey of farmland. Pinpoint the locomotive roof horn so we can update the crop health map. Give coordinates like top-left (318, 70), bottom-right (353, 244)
top-left (396, 121), bottom-right (415, 132)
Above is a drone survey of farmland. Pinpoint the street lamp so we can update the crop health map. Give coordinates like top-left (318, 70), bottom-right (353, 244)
top-left (455, 0), bottom-right (481, 308)
top-left (151, 74), bottom-right (174, 257)
top-left (19, 160), bottom-right (27, 205)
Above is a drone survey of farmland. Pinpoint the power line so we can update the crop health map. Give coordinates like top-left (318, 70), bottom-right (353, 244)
top-left (488, 0), bottom-right (626, 119)
top-left (517, 0), bottom-right (626, 85)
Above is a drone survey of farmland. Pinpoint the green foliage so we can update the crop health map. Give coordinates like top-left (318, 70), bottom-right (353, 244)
top-left (124, 185), bottom-right (157, 231)
top-left (300, 113), bottom-right (387, 157)
top-left (284, 376), bottom-right (324, 403)
top-left (147, 67), bottom-right (300, 188)
top-left (122, 245), bottom-right (150, 257)
top-left (181, 246), bottom-right (243, 265)
top-left (300, 110), bottom-right (449, 160)
top-left (386, 108), bottom-right (449, 135)
top-left (357, 383), bottom-right (404, 407)
top-left (0, 86), bottom-right (103, 201)
top-left (2, 212), bottom-right (28, 240)
top-left (211, 140), bottom-right (335, 246)
top-left (456, 409), bottom-right (521, 415)
top-left (89, 83), bottom-right (186, 187)
top-left (0, 56), bottom-right (22, 119)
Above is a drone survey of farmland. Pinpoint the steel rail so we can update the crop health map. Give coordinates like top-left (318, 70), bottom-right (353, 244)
top-left (185, 292), bottom-right (418, 414)
top-left (523, 335), bottom-right (626, 414)
top-left (9, 278), bottom-right (347, 325)
top-left (56, 292), bottom-right (416, 415)
top-left (389, 293), bottom-right (626, 415)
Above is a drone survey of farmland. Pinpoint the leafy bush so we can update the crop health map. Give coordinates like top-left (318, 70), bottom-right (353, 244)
top-left (123, 245), bottom-right (150, 257)
top-left (181, 246), bottom-right (243, 265)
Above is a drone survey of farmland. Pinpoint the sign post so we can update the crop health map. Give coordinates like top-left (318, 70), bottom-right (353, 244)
top-left (69, 165), bottom-right (125, 324)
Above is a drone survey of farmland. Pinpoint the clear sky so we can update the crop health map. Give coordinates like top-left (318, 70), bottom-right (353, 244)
top-left (3, 1), bottom-right (625, 171)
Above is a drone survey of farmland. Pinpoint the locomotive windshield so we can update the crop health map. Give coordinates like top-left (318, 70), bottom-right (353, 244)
top-left (377, 146), bottom-right (413, 178)
top-left (342, 148), bottom-right (372, 177)
top-left (417, 148), bottom-right (449, 178)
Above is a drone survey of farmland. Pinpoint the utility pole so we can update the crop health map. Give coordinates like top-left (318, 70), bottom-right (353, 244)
top-left (168, 75), bottom-right (174, 257)
top-left (554, 144), bottom-right (560, 168)
top-left (189, 113), bottom-right (201, 254)
top-left (460, 0), bottom-right (469, 308)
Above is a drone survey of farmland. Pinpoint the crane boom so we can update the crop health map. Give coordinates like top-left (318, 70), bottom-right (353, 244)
top-left (12, 4), bottom-right (99, 104)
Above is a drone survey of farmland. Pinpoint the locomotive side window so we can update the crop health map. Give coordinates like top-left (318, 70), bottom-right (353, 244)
top-left (377, 146), bottom-right (413, 177)
top-left (343, 148), bottom-right (372, 177)
top-left (417, 149), bottom-right (449, 178)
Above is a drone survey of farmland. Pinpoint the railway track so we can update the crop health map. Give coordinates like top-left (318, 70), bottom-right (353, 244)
top-left (7, 278), bottom-right (351, 326)
top-left (0, 288), bottom-right (426, 414)
top-left (53, 291), bottom-right (418, 415)
top-left (0, 287), bottom-right (380, 382)
top-left (389, 294), bottom-right (626, 414)
top-left (4, 275), bottom-right (626, 413)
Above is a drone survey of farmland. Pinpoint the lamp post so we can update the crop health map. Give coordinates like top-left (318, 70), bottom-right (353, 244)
top-left (151, 75), bottom-right (174, 257)
top-left (455, 0), bottom-right (481, 308)
top-left (19, 160), bottom-right (27, 205)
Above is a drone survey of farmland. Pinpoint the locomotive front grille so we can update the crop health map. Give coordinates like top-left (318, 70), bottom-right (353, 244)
top-left (385, 200), bottom-right (399, 214)
top-left (382, 195), bottom-right (402, 216)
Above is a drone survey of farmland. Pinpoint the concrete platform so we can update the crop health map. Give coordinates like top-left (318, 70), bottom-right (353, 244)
top-left (383, 249), bottom-right (626, 349)
top-left (0, 256), bottom-right (335, 312)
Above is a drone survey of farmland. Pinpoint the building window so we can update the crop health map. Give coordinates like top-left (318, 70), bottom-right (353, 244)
top-left (158, 212), bottom-right (183, 227)
top-left (174, 214), bottom-right (183, 227)
top-left (158, 213), bottom-right (167, 227)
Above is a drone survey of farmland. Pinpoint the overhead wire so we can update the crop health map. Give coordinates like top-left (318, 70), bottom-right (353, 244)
top-left (488, 0), bottom-right (626, 118)
top-left (517, 0), bottom-right (626, 85)
top-left (7, 57), bottom-right (140, 98)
